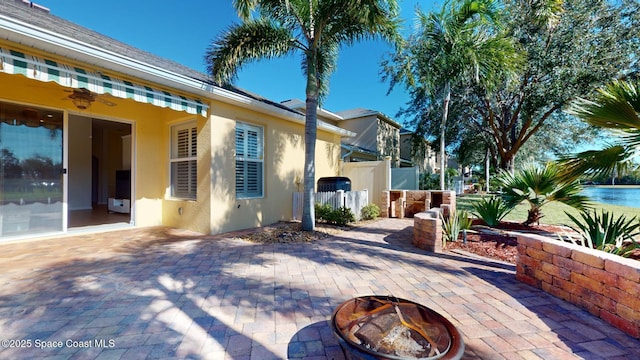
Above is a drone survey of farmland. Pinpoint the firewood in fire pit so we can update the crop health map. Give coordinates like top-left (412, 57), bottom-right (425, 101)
top-left (354, 313), bottom-right (401, 349)
top-left (380, 325), bottom-right (430, 358)
top-left (354, 312), bottom-right (431, 358)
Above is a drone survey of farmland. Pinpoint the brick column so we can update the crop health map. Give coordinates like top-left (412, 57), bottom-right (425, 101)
top-left (442, 191), bottom-right (456, 210)
top-left (413, 210), bottom-right (443, 252)
top-left (381, 191), bottom-right (390, 217)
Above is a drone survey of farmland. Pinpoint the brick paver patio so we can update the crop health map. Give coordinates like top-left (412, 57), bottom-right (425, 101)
top-left (0, 218), bottom-right (639, 359)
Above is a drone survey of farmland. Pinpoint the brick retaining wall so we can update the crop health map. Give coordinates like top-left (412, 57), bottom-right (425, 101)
top-left (516, 233), bottom-right (640, 338)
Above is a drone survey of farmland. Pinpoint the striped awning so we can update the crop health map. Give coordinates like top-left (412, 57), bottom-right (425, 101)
top-left (0, 46), bottom-right (208, 116)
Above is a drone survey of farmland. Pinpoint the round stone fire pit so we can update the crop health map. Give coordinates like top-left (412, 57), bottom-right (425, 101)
top-left (331, 295), bottom-right (464, 360)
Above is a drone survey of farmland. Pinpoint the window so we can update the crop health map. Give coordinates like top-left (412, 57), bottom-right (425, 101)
top-left (170, 121), bottom-right (197, 199)
top-left (235, 122), bottom-right (263, 198)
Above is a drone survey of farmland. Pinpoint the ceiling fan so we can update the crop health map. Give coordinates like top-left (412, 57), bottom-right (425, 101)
top-left (66, 88), bottom-right (116, 109)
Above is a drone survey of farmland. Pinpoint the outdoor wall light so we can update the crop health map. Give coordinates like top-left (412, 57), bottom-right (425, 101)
top-left (71, 97), bottom-right (92, 110)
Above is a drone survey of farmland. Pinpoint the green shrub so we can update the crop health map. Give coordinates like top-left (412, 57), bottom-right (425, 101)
top-left (361, 203), bottom-right (381, 220)
top-left (315, 204), bottom-right (355, 226)
top-left (471, 197), bottom-right (512, 227)
top-left (420, 172), bottom-right (440, 190)
top-left (315, 203), bottom-right (333, 222)
top-left (441, 210), bottom-right (472, 246)
top-left (564, 210), bottom-right (640, 257)
top-left (335, 206), bottom-right (355, 226)
top-left (458, 210), bottom-right (473, 231)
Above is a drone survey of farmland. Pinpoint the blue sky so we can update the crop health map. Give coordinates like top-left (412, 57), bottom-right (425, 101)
top-left (34, 0), bottom-right (437, 126)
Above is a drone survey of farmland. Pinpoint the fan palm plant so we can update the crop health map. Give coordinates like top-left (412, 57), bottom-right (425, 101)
top-left (497, 163), bottom-right (590, 225)
top-left (560, 80), bottom-right (640, 181)
top-left (206, 0), bottom-right (401, 231)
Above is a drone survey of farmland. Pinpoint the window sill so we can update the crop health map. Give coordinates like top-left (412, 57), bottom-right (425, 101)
top-left (167, 197), bottom-right (197, 202)
top-left (236, 196), bottom-right (264, 200)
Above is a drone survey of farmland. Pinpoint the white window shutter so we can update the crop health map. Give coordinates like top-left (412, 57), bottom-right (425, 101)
top-left (171, 122), bottom-right (197, 199)
top-left (235, 122), bottom-right (263, 198)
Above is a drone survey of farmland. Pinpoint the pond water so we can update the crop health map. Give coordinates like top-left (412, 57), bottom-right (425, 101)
top-left (581, 186), bottom-right (640, 209)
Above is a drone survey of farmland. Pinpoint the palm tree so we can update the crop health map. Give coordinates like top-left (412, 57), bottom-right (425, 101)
top-left (384, 0), bottom-right (522, 190)
top-left (498, 163), bottom-right (590, 225)
top-left (560, 80), bottom-right (640, 182)
top-left (206, 0), bottom-right (400, 231)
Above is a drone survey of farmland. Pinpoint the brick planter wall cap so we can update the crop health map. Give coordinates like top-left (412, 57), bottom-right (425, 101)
top-left (518, 233), bottom-right (629, 261)
top-left (414, 212), bottom-right (431, 220)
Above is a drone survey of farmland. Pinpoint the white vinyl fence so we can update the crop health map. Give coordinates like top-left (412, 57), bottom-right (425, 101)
top-left (292, 190), bottom-right (369, 221)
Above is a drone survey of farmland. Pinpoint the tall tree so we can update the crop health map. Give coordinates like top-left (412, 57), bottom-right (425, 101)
top-left (206, 0), bottom-right (400, 231)
top-left (468, 0), bottom-right (640, 172)
top-left (384, 0), bottom-right (522, 190)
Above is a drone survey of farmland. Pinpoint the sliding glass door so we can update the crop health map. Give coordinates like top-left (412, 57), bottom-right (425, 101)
top-left (0, 102), bottom-right (64, 238)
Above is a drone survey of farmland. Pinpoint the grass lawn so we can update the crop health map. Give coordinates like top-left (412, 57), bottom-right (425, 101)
top-left (1, 190), bottom-right (62, 203)
top-left (457, 193), bottom-right (640, 226)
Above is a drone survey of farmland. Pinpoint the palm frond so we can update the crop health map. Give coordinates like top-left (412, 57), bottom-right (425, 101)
top-left (318, 0), bottom-right (401, 48)
top-left (233, 0), bottom-right (257, 20)
top-left (622, 129), bottom-right (640, 148)
top-left (205, 19), bottom-right (297, 85)
top-left (233, 0), bottom-right (290, 21)
top-left (548, 181), bottom-right (591, 212)
top-left (557, 144), bottom-right (632, 181)
top-left (567, 80), bottom-right (640, 130)
top-left (412, 0), bottom-right (521, 95)
top-left (532, 0), bottom-right (564, 30)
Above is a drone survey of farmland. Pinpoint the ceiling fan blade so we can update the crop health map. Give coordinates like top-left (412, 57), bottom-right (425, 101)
top-left (96, 97), bottom-right (117, 107)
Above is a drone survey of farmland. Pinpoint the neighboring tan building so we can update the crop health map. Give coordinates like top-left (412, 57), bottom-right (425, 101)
top-left (399, 128), bottom-right (436, 172)
top-left (281, 100), bottom-right (402, 166)
top-left (0, 1), bottom-right (352, 240)
top-left (336, 108), bottom-right (401, 167)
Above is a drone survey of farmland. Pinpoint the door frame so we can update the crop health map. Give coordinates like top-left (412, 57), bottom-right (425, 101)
top-left (65, 110), bottom-right (136, 231)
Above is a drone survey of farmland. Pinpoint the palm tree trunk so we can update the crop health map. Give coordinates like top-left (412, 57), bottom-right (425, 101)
top-left (440, 82), bottom-right (451, 190)
top-left (485, 147), bottom-right (490, 192)
top-left (302, 53), bottom-right (319, 232)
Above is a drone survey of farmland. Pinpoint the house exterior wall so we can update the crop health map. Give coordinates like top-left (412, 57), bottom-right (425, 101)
top-left (207, 101), bottom-right (341, 234)
top-left (160, 113), bottom-right (211, 234)
top-left (376, 118), bottom-right (400, 166)
top-left (0, 70), bottom-right (174, 229)
top-left (0, 41), bottom-right (343, 238)
top-left (339, 115), bottom-right (400, 166)
top-left (131, 96), bottom-right (343, 235)
top-left (340, 115), bottom-right (378, 152)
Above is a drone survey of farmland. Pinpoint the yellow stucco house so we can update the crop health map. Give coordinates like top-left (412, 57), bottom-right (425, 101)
top-left (0, 1), bottom-right (352, 241)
